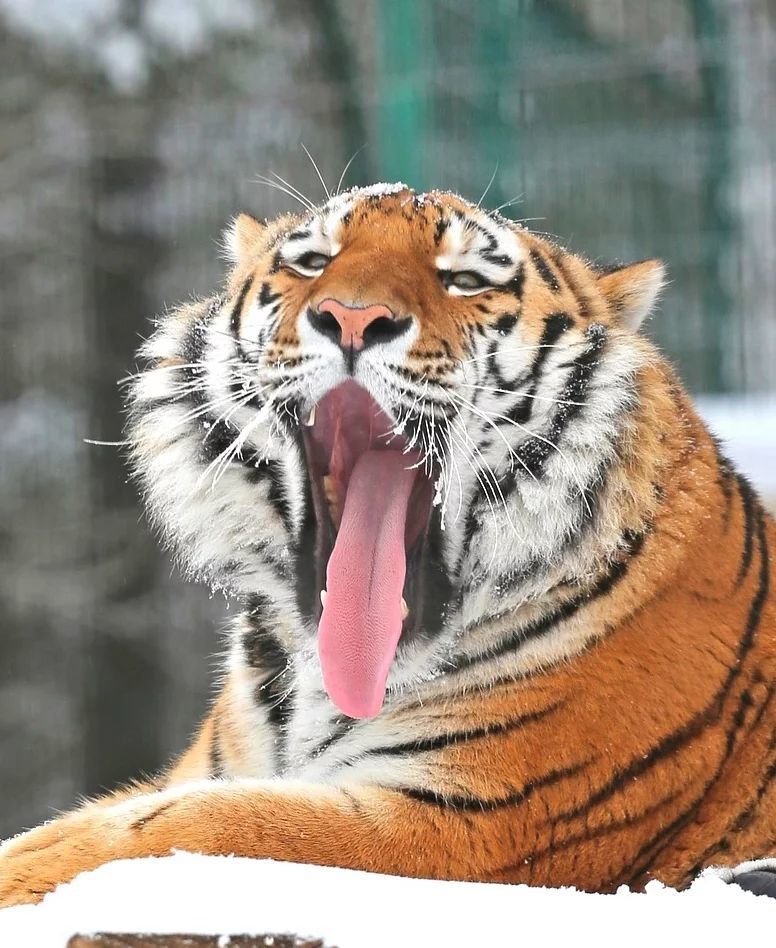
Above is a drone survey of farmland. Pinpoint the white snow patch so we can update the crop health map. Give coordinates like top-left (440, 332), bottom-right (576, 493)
top-left (697, 395), bottom-right (776, 494)
top-left (343, 182), bottom-right (410, 199)
top-left (0, 853), bottom-right (774, 947)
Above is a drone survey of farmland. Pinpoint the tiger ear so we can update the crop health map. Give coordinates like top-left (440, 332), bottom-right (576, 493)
top-left (222, 212), bottom-right (266, 264)
top-left (596, 259), bottom-right (667, 331)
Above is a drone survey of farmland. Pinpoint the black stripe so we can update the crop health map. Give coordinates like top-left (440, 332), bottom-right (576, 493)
top-left (361, 700), bottom-right (565, 758)
top-left (292, 427), bottom-right (323, 621)
top-left (199, 418), bottom-right (238, 464)
top-left (229, 277), bottom-right (253, 339)
top-left (558, 508), bottom-right (769, 877)
top-left (498, 787), bottom-right (686, 876)
top-left (245, 456), bottom-right (279, 485)
top-left (254, 673), bottom-right (294, 739)
top-left (179, 303), bottom-right (216, 394)
top-left (258, 281), bottom-right (280, 308)
top-left (391, 364), bottom-right (430, 386)
top-left (483, 339), bottom-right (509, 388)
top-left (434, 217), bottom-right (449, 245)
top-left (627, 670), bottom-right (776, 888)
top-left (452, 529), bottom-right (645, 673)
top-left (482, 251), bottom-right (514, 268)
top-left (209, 715), bottom-right (225, 778)
top-left (247, 538), bottom-right (292, 582)
top-left (686, 732), bottom-right (776, 878)
top-left (552, 252), bottom-right (593, 319)
top-left (397, 760), bottom-right (589, 813)
top-left (505, 311), bottom-right (572, 425)
top-left (493, 313), bottom-right (518, 335)
top-left (503, 323), bottom-right (607, 487)
top-left (466, 220), bottom-right (512, 268)
top-left (266, 460), bottom-right (294, 534)
top-left (310, 715), bottom-right (354, 759)
top-left (559, 460), bottom-right (616, 547)
top-left (456, 499), bottom-right (483, 580)
top-left (243, 598), bottom-right (288, 673)
top-left (529, 248), bottom-right (561, 292)
top-left (243, 600), bottom-right (294, 761)
top-left (735, 474), bottom-right (757, 586)
top-left (503, 263), bottom-right (525, 300)
top-left (199, 419), bottom-right (270, 476)
top-left (712, 442), bottom-right (735, 529)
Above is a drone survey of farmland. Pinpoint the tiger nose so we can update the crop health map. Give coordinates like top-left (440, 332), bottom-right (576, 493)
top-left (311, 298), bottom-right (400, 351)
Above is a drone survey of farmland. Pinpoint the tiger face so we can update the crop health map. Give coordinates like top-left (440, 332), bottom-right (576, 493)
top-left (130, 184), bottom-right (665, 721)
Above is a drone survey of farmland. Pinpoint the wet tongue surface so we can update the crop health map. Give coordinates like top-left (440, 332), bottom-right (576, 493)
top-left (318, 449), bottom-right (417, 718)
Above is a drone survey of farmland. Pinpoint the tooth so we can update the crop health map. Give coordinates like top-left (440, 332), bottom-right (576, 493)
top-left (320, 590), bottom-right (327, 607)
top-left (323, 475), bottom-right (341, 529)
top-left (401, 597), bottom-right (409, 620)
top-left (305, 405), bottom-right (316, 426)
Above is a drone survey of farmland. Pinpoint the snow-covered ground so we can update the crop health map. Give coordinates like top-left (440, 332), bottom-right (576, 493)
top-left (1, 853), bottom-right (775, 947)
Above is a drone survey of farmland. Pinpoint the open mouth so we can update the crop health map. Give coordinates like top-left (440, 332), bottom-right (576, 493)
top-left (302, 380), bottom-right (434, 719)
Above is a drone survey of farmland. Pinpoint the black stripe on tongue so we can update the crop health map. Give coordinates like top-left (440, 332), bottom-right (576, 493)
top-left (318, 449), bottom-right (417, 718)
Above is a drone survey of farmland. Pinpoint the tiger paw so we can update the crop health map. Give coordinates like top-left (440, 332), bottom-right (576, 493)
top-left (712, 859), bottom-right (776, 899)
top-left (0, 814), bottom-right (108, 907)
top-left (0, 794), bottom-right (171, 908)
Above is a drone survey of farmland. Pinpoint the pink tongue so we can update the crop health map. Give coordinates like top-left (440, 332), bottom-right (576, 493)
top-left (318, 450), bottom-right (417, 719)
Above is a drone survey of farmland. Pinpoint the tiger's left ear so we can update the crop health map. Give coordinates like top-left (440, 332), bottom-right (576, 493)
top-left (596, 259), bottom-right (667, 331)
top-left (222, 212), bottom-right (267, 265)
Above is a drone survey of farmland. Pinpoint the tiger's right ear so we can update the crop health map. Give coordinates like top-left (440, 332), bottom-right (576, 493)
top-left (596, 259), bottom-right (666, 331)
top-left (222, 212), bottom-right (266, 265)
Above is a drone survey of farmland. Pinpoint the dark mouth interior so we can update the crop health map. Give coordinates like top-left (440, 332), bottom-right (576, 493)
top-left (302, 380), bottom-right (434, 634)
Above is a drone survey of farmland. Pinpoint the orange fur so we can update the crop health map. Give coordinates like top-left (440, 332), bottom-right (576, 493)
top-left (2, 187), bottom-right (774, 908)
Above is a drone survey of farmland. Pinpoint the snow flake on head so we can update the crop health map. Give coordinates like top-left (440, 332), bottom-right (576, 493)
top-left (348, 182), bottom-right (410, 200)
top-left (317, 183), bottom-right (415, 237)
top-left (323, 182), bottom-right (411, 216)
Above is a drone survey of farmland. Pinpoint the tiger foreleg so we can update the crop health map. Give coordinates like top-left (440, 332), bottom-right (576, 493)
top-left (0, 779), bottom-right (484, 908)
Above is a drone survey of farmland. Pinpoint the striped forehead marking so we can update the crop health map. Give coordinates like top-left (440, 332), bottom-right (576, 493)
top-left (435, 211), bottom-right (525, 275)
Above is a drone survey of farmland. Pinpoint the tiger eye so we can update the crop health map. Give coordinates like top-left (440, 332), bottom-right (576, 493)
top-left (295, 251), bottom-right (330, 271)
top-left (451, 271), bottom-right (487, 290)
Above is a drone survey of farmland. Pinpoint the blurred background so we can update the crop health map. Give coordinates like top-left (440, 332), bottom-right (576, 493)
top-left (1, 0), bottom-right (775, 838)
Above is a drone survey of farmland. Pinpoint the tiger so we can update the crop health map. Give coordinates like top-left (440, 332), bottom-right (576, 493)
top-left (2, 183), bottom-right (776, 909)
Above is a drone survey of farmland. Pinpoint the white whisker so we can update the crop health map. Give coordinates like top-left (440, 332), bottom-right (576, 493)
top-left (477, 162), bottom-right (499, 208)
top-left (460, 380), bottom-right (588, 408)
top-left (301, 143), bottom-right (331, 199)
top-left (270, 172), bottom-right (317, 212)
top-left (335, 146), bottom-right (365, 195)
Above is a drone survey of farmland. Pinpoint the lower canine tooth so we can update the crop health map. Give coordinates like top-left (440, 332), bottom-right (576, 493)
top-left (401, 597), bottom-right (409, 620)
top-left (320, 590), bottom-right (327, 607)
top-left (305, 405), bottom-right (316, 426)
top-left (323, 475), bottom-right (341, 528)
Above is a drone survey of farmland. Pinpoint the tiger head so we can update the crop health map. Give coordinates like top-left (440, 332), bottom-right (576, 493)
top-left (129, 184), bottom-right (666, 720)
